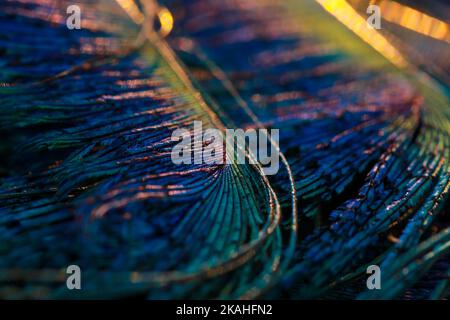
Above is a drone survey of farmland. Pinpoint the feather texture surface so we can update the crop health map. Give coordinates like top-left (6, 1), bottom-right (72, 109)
top-left (0, 0), bottom-right (449, 299)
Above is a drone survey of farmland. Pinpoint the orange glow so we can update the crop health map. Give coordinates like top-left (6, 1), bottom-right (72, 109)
top-left (315, 0), bottom-right (408, 68)
top-left (374, 0), bottom-right (450, 43)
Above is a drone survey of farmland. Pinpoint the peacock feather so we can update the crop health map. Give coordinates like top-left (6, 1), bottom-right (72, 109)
top-left (0, 0), bottom-right (449, 299)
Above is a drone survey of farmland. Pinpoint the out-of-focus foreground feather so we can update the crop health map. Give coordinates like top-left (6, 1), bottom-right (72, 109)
top-left (0, 0), bottom-right (449, 299)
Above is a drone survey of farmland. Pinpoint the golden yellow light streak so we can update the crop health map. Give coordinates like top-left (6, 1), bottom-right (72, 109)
top-left (115, 0), bottom-right (145, 24)
top-left (314, 0), bottom-right (408, 68)
top-left (374, 0), bottom-right (450, 44)
top-left (157, 7), bottom-right (174, 38)
top-left (115, 0), bottom-right (173, 37)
